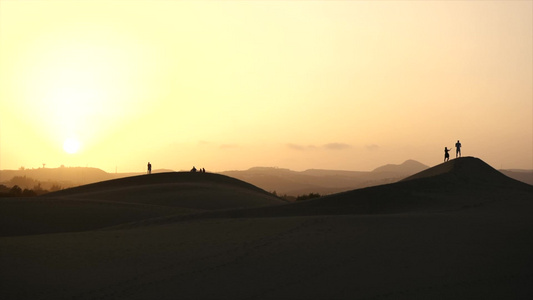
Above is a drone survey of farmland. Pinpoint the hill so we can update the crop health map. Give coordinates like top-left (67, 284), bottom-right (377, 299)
top-left (372, 159), bottom-right (428, 173)
top-left (0, 172), bottom-right (284, 236)
top-left (400, 156), bottom-right (521, 183)
top-left (221, 160), bottom-right (429, 196)
top-left (45, 171), bottom-right (284, 209)
top-left (212, 157), bottom-right (532, 218)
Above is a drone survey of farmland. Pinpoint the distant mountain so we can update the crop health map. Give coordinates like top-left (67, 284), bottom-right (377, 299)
top-left (221, 160), bottom-right (430, 196)
top-left (0, 167), bottom-right (179, 190)
top-left (0, 167), bottom-right (114, 190)
top-left (499, 169), bottom-right (533, 186)
top-left (372, 159), bottom-right (428, 174)
top-left (2, 159), bottom-right (530, 195)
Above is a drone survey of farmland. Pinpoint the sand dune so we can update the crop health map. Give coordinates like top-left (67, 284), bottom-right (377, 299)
top-left (0, 172), bottom-right (284, 237)
top-left (45, 172), bottom-right (285, 210)
top-left (1, 157), bottom-right (532, 299)
top-left (188, 157), bottom-right (531, 219)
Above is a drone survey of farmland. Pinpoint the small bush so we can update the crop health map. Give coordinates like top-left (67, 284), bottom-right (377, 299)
top-left (296, 193), bottom-right (321, 201)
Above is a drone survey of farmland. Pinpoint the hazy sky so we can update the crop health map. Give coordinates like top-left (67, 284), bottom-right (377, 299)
top-left (1, 1), bottom-right (532, 173)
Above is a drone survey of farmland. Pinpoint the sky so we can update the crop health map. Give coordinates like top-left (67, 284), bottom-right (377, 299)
top-left (0, 0), bottom-right (532, 173)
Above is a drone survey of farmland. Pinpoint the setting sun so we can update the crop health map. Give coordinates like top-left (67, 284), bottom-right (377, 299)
top-left (63, 138), bottom-right (81, 154)
top-left (0, 1), bottom-right (531, 172)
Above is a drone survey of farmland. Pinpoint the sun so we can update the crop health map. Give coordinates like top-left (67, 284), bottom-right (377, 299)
top-left (63, 138), bottom-right (81, 154)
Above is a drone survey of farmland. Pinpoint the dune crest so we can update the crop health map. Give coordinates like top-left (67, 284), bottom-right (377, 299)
top-left (401, 156), bottom-right (523, 185)
top-left (45, 172), bottom-right (285, 210)
top-left (216, 157), bottom-right (532, 218)
top-left (0, 172), bottom-right (284, 236)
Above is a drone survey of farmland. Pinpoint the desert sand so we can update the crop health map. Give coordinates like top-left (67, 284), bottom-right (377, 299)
top-left (1, 157), bottom-right (532, 299)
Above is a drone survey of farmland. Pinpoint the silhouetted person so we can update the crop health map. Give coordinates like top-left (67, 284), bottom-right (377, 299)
top-left (455, 140), bottom-right (462, 158)
top-left (444, 147), bottom-right (451, 162)
top-left (202, 168), bottom-right (206, 173)
top-left (147, 162), bottom-right (152, 174)
top-left (191, 166), bottom-right (197, 172)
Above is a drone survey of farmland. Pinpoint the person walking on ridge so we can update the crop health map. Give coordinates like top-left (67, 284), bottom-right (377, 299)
top-left (444, 147), bottom-right (451, 162)
top-left (455, 140), bottom-right (462, 158)
top-left (147, 162), bottom-right (152, 174)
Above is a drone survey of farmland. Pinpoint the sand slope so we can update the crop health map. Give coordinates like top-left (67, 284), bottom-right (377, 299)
top-left (195, 157), bottom-right (531, 219)
top-left (0, 172), bottom-right (284, 236)
top-left (1, 157), bottom-right (532, 299)
top-left (45, 172), bottom-right (285, 209)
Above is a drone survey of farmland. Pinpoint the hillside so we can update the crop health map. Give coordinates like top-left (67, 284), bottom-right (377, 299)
top-left (212, 157), bottom-right (532, 218)
top-left (0, 172), bottom-right (284, 236)
top-left (45, 171), bottom-right (284, 209)
top-left (1, 157), bottom-right (532, 300)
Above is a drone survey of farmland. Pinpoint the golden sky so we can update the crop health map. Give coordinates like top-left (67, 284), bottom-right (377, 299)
top-left (1, 1), bottom-right (532, 172)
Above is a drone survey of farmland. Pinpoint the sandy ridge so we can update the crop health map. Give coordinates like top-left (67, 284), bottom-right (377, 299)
top-left (1, 157), bottom-right (532, 299)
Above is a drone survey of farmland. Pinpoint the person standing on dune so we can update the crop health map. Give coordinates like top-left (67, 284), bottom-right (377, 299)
top-left (147, 162), bottom-right (152, 174)
top-left (444, 147), bottom-right (451, 162)
top-left (455, 140), bottom-right (462, 158)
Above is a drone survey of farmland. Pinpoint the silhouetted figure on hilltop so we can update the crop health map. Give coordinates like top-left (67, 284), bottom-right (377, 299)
top-left (444, 147), bottom-right (451, 162)
top-left (191, 166), bottom-right (197, 172)
top-left (455, 140), bottom-right (462, 158)
top-left (202, 168), bottom-right (206, 173)
top-left (147, 162), bottom-right (152, 174)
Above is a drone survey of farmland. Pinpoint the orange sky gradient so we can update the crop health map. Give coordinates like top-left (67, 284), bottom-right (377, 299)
top-left (1, 1), bottom-right (532, 173)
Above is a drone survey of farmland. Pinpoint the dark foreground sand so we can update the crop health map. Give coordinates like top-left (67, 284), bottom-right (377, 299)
top-left (1, 158), bottom-right (532, 299)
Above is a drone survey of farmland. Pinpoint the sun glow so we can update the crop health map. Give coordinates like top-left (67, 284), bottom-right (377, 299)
top-left (0, 1), bottom-right (531, 172)
top-left (63, 138), bottom-right (81, 154)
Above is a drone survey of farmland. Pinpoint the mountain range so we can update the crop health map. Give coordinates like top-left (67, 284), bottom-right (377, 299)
top-left (1, 159), bottom-right (531, 196)
top-left (221, 159), bottom-right (429, 195)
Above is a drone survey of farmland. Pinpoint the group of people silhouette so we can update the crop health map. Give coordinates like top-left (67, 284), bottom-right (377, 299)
top-left (146, 163), bottom-right (206, 174)
top-left (444, 140), bottom-right (462, 162)
top-left (190, 166), bottom-right (206, 173)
